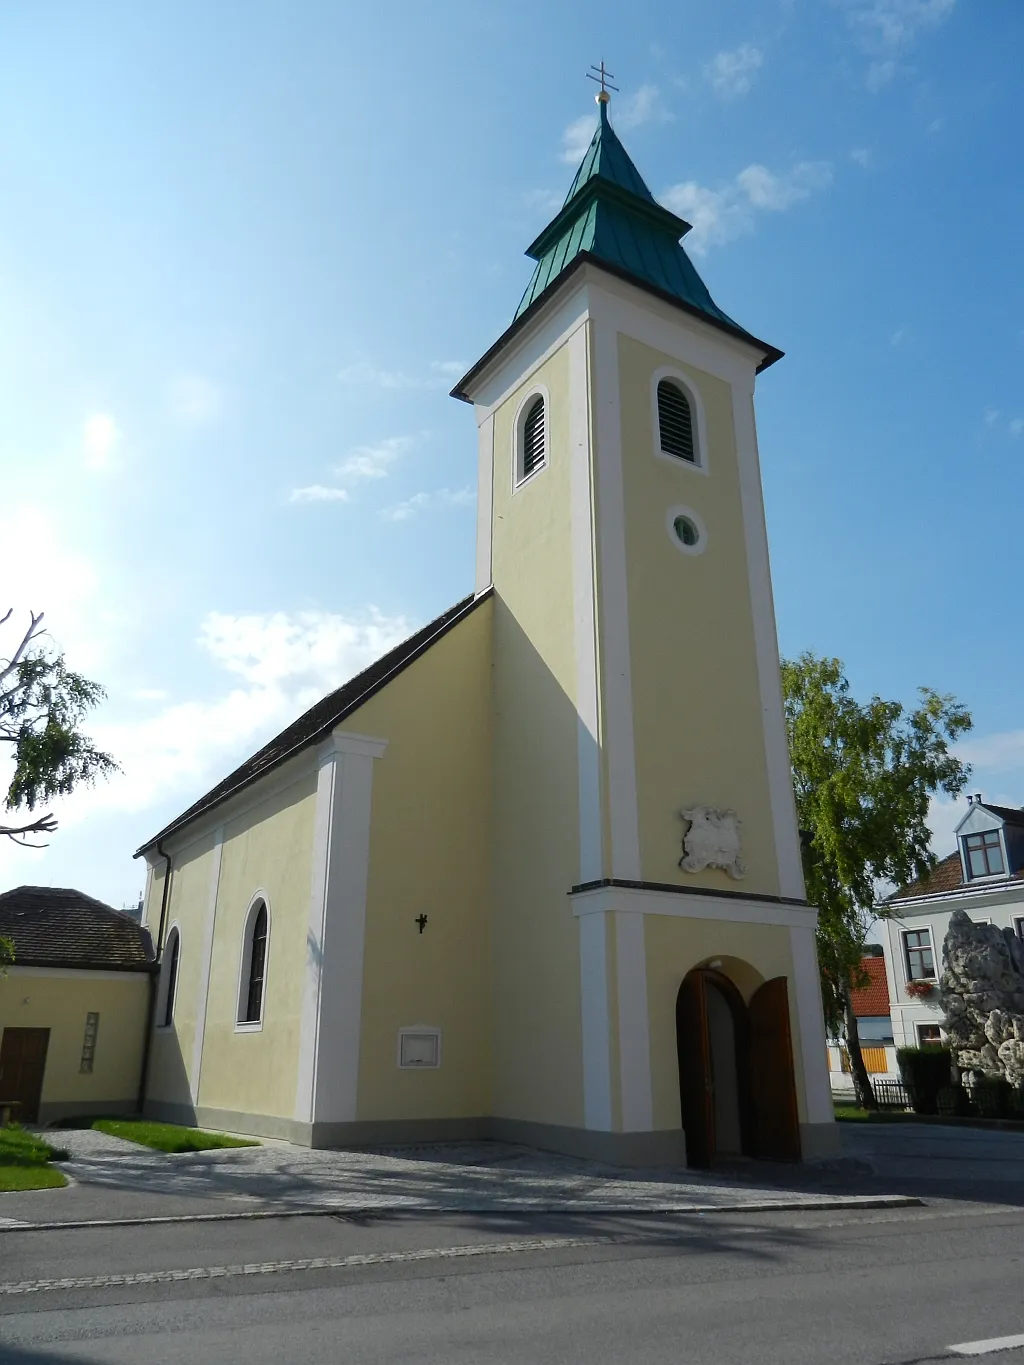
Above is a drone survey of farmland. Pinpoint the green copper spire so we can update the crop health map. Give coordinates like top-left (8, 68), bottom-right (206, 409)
top-left (514, 99), bottom-right (776, 364)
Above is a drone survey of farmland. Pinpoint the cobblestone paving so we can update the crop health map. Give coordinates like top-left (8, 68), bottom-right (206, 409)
top-left (48, 1127), bottom-right (873, 1213)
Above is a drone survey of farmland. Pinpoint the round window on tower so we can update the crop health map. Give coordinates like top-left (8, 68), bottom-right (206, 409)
top-left (666, 506), bottom-right (707, 556)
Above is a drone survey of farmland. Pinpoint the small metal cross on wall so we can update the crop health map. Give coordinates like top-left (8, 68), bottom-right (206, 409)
top-left (415, 914), bottom-right (428, 934)
top-left (586, 61), bottom-right (619, 97)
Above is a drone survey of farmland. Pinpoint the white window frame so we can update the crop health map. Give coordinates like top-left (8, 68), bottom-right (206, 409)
top-left (916, 1022), bottom-right (943, 1047)
top-left (665, 503), bottom-right (708, 557)
top-left (511, 384), bottom-right (550, 491)
top-left (235, 892), bottom-right (272, 1033)
top-left (1015, 916), bottom-right (1024, 942)
top-left (961, 828), bottom-right (1007, 881)
top-left (651, 365), bottom-right (708, 475)
top-left (397, 1026), bottom-right (442, 1069)
top-left (155, 922), bottom-right (182, 1031)
top-left (901, 925), bottom-right (937, 983)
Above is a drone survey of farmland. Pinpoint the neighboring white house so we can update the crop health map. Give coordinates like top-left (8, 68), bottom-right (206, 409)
top-left (882, 795), bottom-right (1024, 1050)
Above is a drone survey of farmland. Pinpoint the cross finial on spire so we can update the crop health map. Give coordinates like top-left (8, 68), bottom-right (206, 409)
top-left (586, 60), bottom-right (619, 105)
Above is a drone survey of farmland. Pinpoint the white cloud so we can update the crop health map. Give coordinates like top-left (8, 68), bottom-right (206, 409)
top-left (169, 375), bottom-right (223, 424)
top-left (617, 84), bottom-right (671, 129)
top-left (846, 0), bottom-right (955, 49)
top-left (866, 58), bottom-right (898, 90)
top-left (984, 408), bottom-right (1000, 427)
top-left (851, 147), bottom-right (872, 167)
top-left (1009, 418), bottom-right (1023, 438)
top-left (288, 484), bottom-right (351, 504)
top-left (524, 188), bottom-right (565, 216)
top-left (889, 328), bottom-right (905, 346)
top-left (290, 437), bottom-right (416, 508)
top-left (560, 84), bottom-right (670, 164)
top-left (0, 506), bottom-right (105, 672)
top-left (706, 45), bottom-right (764, 99)
top-left (333, 435), bottom-right (412, 483)
top-left (561, 114), bottom-right (597, 165)
top-left (842, 0), bottom-right (956, 87)
top-left (958, 730), bottom-right (1024, 774)
top-left (381, 486), bottom-right (475, 522)
top-left (131, 688), bottom-right (169, 702)
top-left (1, 607), bottom-right (416, 833)
top-left (82, 413), bottom-right (119, 472)
top-left (736, 162), bottom-right (832, 210)
top-left (663, 160), bottom-right (833, 254)
top-left (926, 794), bottom-right (963, 858)
top-left (337, 359), bottom-right (463, 391)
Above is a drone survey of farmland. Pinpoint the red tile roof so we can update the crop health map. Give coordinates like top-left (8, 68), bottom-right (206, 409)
top-left (850, 957), bottom-right (890, 1017)
top-left (893, 850), bottom-right (1024, 900)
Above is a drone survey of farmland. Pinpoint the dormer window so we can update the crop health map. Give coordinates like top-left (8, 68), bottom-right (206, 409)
top-left (963, 830), bottom-right (1005, 879)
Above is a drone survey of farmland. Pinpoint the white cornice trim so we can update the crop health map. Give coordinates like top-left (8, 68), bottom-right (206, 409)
top-left (151, 749), bottom-right (320, 862)
top-left (319, 731), bottom-right (389, 761)
top-left (886, 879), bottom-right (1024, 914)
top-left (570, 884), bottom-right (818, 928)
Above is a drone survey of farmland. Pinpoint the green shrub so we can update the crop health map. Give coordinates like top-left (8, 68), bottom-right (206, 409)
top-left (972, 1076), bottom-right (1013, 1119)
top-left (896, 1046), bottom-right (952, 1115)
top-left (936, 1084), bottom-right (973, 1118)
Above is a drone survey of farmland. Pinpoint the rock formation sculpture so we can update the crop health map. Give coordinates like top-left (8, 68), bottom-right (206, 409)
top-left (938, 908), bottom-right (1024, 1087)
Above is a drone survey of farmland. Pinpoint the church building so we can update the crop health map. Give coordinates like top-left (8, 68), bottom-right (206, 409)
top-left (137, 90), bottom-right (837, 1167)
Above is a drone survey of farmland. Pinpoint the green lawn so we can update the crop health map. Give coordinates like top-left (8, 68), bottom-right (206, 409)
top-left (0, 1125), bottom-right (69, 1192)
top-left (92, 1118), bottom-right (258, 1153)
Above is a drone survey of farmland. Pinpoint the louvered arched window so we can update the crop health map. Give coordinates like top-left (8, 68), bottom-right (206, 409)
top-left (238, 899), bottom-right (270, 1026)
top-left (657, 379), bottom-right (696, 463)
top-left (515, 391), bottom-right (547, 486)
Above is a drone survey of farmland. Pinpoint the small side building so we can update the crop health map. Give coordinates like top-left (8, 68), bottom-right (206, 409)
top-left (0, 886), bottom-right (155, 1124)
top-left (826, 951), bottom-right (899, 1094)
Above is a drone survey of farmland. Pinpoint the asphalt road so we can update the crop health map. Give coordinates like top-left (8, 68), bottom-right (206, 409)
top-left (2, 1201), bottom-right (1024, 1364)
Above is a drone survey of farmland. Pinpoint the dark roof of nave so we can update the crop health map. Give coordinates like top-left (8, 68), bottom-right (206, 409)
top-left (136, 590), bottom-right (491, 856)
top-left (0, 885), bottom-right (155, 971)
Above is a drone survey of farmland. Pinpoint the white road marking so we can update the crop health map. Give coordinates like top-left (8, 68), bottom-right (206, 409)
top-left (0, 1235), bottom-right (607, 1296)
top-left (949, 1333), bottom-right (1024, 1356)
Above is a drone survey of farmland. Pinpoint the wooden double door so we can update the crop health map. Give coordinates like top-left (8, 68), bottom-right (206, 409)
top-left (0, 1028), bottom-right (51, 1124)
top-left (676, 969), bottom-right (800, 1167)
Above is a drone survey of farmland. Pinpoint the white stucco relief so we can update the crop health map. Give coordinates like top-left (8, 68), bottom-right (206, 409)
top-left (679, 805), bottom-right (746, 881)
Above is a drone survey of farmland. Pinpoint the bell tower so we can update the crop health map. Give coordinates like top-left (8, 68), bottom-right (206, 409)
top-left (452, 89), bottom-right (835, 1165)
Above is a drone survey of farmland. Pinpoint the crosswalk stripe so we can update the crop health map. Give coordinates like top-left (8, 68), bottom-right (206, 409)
top-left (949, 1333), bottom-right (1024, 1356)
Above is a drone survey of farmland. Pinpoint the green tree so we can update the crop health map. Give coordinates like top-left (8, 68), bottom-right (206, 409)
top-left (781, 653), bottom-right (971, 1110)
top-left (1, 609), bottom-right (118, 849)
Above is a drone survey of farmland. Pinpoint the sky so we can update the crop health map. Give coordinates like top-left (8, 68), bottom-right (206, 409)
top-left (1, 0), bottom-right (1022, 908)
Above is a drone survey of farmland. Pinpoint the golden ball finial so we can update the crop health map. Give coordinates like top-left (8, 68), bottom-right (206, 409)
top-left (596, 89), bottom-right (611, 105)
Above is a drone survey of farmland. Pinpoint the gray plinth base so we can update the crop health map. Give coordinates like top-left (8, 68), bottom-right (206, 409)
top-left (800, 1120), bottom-right (843, 1161)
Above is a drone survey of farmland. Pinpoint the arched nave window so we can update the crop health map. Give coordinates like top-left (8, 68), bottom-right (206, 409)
top-left (238, 899), bottom-right (269, 1026)
top-left (159, 927), bottom-right (181, 1028)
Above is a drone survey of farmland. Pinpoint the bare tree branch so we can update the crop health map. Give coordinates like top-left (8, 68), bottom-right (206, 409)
top-left (0, 609), bottom-right (46, 687)
top-left (0, 810), bottom-right (59, 846)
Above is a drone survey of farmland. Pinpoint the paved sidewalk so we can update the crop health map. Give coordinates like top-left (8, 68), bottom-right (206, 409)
top-left (0, 1127), bottom-right (903, 1225)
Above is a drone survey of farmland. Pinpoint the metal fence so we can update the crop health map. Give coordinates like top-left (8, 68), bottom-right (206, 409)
top-left (871, 1078), bottom-right (912, 1110)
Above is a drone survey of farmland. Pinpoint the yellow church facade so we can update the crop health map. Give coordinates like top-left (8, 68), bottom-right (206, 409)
top-left (137, 96), bottom-right (837, 1167)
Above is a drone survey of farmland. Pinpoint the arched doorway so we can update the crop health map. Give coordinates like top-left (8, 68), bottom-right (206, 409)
top-left (676, 968), bottom-right (801, 1168)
